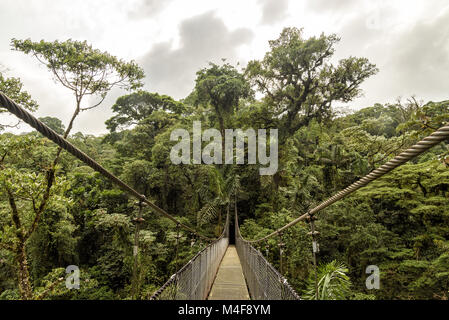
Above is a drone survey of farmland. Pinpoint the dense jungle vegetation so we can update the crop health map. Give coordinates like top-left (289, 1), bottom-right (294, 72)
top-left (0, 27), bottom-right (448, 300)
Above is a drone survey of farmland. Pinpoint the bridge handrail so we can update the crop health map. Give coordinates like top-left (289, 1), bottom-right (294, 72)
top-left (235, 203), bottom-right (300, 300)
top-left (150, 211), bottom-right (230, 300)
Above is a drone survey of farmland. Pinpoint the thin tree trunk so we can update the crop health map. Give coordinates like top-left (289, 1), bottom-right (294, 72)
top-left (132, 202), bottom-right (143, 299)
top-left (16, 241), bottom-right (33, 300)
top-left (214, 106), bottom-right (226, 165)
top-left (54, 102), bottom-right (80, 160)
top-left (5, 100), bottom-right (82, 299)
top-left (7, 188), bottom-right (33, 299)
top-left (218, 207), bottom-right (222, 235)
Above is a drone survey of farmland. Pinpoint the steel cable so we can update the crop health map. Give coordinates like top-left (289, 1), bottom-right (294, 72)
top-left (0, 91), bottom-right (215, 241)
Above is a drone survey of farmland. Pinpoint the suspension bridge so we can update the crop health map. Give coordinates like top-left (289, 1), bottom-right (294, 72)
top-left (1, 91), bottom-right (449, 300)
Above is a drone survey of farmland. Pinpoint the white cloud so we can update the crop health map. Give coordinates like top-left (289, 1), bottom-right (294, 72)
top-left (0, 0), bottom-right (448, 135)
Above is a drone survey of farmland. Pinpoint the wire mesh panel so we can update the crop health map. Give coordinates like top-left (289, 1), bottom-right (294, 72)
top-left (150, 214), bottom-right (229, 300)
top-left (235, 210), bottom-right (300, 300)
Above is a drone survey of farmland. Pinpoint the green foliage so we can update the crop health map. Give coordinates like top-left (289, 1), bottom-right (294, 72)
top-left (38, 116), bottom-right (65, 135)
top-left (11, 38), bottom-right (144, 101)
top-left (303, 260), bottom-right (351, 300)
top-left (246, 27), bottom-right (378, 141)
top-left (121, 160), bottom-right (157, 196)
top-left (0, 71), bottom-right (38, 131)
top-left (195, 62), bottom-right (253, 115)
top-left (197, 167), bottom-right (240, 231)
top-left (398, 100), bottom-right (449, 136)
top-left (193, 62), bottom-right (253, 139)
top-left (106, 91), bottom-right (184, 132)
top-left (0, 73), bottom-right (38, 112)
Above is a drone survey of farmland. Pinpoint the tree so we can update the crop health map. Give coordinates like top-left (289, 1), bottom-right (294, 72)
top-left (0, 71), bottom-right (38, 131)
top-left (3, 39), bottom-right (144, 299)
top-left (11, 38), bottom-right (145, 138)
top-left (197, 167), bottom-right (241, 236)
top-left (398, 99), bottom-right (449, 136)
top-left (121, 160), bottom-right (157, 197)
top-left (38, 116), bottom-right (65, 136)
top-left (105, 91), bottom-right (185, 132)
top-left (0, 134), bottom-right (70, 299)
top-left (194, 62), bottom-right (253, 155)
top-left (245, 27), bottom-right (378, 142)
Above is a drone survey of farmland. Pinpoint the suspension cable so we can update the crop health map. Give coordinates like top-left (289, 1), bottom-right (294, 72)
top-left (0, 91), bottom-right (215, 241)
top-left (244, 122), bottom-right (449, 243)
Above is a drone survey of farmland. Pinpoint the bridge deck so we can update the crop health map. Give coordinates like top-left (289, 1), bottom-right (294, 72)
top-left (208, 245), bottom-right (250, 300)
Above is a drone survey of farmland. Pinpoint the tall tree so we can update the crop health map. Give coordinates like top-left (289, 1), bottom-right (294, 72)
top-left (197, 167), bottom-right (241, 236)
top-left (194, 62), bottom-right (253, 156)
top-left (11, 39), bottom-right (145, 138)
top-left (105, 91), bottom-right (184, 132)
top-left (245, 27), bottom-right (378, 142)
top-left (0, 135), bottom-right (70, 299)
top-left (4, 39), bottom-right (144, 299)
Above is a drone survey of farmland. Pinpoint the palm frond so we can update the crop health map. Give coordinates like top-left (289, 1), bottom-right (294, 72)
top-left (303, 260), bottom-right (352, 300)
top-left (197, 198), bottom-right (220, 226)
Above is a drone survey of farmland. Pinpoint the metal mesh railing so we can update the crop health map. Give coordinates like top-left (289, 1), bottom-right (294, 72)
top-left (234, 205), bottom-right (300, 300)
top-left (150, 213), bottom-right (229, 300)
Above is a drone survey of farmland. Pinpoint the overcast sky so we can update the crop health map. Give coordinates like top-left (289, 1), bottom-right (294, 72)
top-left (1, 0), bottom-right (448, 135)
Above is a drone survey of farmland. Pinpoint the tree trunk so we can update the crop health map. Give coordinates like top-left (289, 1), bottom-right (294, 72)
top-left (217, 207), bottom-right (222, 236)
top-left (7, 189), bottom-right (33, 299)
top-left (7, 100), bottom-right (83, 299)
top-left (214, 106), bottom-right (226, 164)
top-left (16, 241), bottom-right (33, 300)
top-left (54, 101), bottom-right (80, 160)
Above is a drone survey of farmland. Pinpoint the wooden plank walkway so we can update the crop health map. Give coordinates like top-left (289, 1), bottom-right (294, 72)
top-left (208, 245), bottom-right (250, 300)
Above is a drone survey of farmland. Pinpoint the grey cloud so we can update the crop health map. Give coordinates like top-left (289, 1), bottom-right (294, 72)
top-left (333, 11), bottom-right (388, 60)
top-left (331, 6), bottom-right (449, 109)
top-left (139, 11), bottom-right (254, 99)
top-left (258, 0), bottom-right (289, 25)
top-left (385, 10), bottom-right (449, 99)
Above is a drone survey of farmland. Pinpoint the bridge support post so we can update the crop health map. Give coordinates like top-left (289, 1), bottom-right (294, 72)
top-left (307, 213), bottom-right (320, 300)
top-left (173, 223), bottom-right (181, 273)
top-left (278, 232), bottom-right (284, 275)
